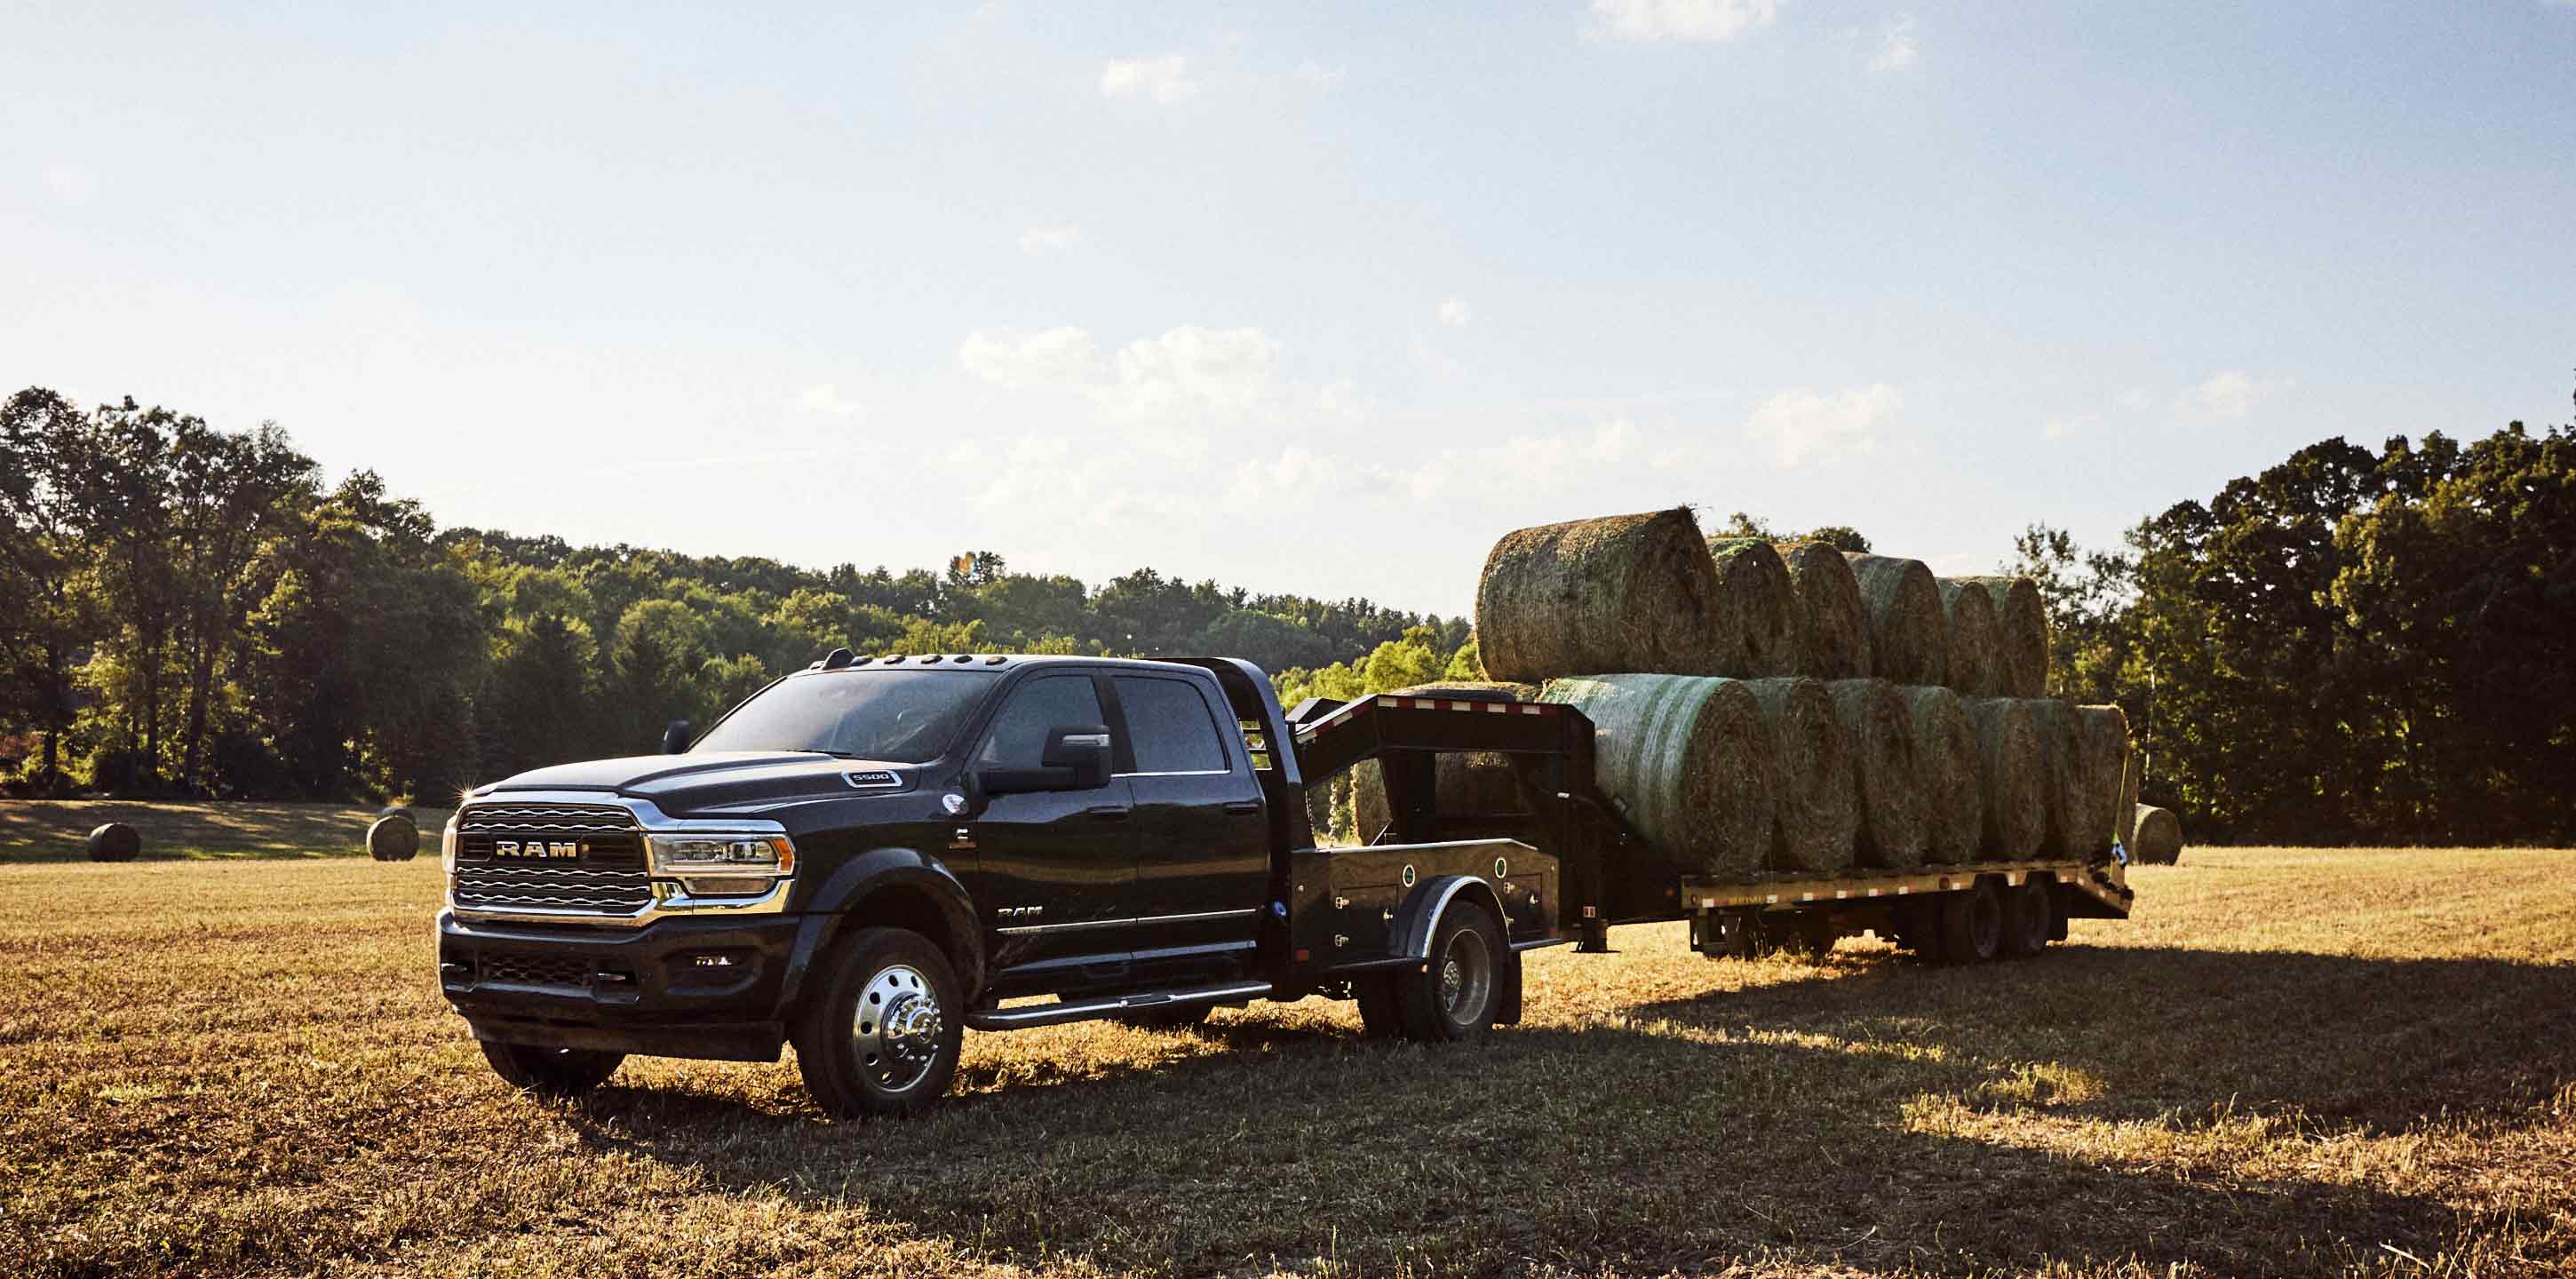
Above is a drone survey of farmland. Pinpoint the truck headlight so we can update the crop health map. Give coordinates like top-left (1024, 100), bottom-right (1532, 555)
top-left (647, 833), bottom-right (796, 877)
top-left (441, 812), bottom-right (461, 874)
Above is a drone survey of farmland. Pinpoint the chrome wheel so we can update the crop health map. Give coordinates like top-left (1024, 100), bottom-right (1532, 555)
top-left (851, 963), bottom-right (943, 1093)
top-left (1437, 925), bottom-right (1493, 1030)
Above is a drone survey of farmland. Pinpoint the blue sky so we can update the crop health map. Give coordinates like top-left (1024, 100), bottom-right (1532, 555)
top-left (7, 1), bottom-right (2571, 617)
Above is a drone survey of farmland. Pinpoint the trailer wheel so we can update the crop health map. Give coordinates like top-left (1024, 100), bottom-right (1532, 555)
top-left (1395, 905), bottom-right (1503, 1042)
top-left (794, 926), bottom-right (963, 1119)
top-left (2001, 879), bottom-right (2054, 958)
top-left (479, 1041), bottom-right (624, 1098)
top-left (1938, 881), bottom-right (2004, 965)
top-left (1353, 973), bottom-right (1402, 1037)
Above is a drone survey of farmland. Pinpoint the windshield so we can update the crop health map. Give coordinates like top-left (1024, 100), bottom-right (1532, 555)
top-left (690, 669), bottom-right (1001, 763)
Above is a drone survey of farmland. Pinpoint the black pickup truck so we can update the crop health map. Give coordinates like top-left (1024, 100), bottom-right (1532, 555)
top-left (437, 652), bottom-right (1578, 1117)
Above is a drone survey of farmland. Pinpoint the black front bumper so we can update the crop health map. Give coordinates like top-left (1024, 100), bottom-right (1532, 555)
top-left (438, 910), bottom-right (819, 1062)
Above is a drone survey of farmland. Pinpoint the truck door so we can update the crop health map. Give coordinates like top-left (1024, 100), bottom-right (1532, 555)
top-left (1110, 672), bottom-right (1268, 986)
top-left (960, 671), bottom-right (1139, 994)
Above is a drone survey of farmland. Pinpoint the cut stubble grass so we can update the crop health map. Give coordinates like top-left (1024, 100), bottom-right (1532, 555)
top-left (4, 846), bottom-right (2573, 1277)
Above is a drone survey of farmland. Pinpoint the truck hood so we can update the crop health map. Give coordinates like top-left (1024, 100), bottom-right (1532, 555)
top-left (479, 751), bottom-right (918, 809)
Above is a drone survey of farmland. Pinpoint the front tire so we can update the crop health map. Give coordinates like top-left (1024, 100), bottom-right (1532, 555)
top-left (480, 1040), bottom-right (624, 1098)
top-left (1395, 905), bottom-right (1504, 1042)
top-left (794, 927), bottom-right (963, 1119)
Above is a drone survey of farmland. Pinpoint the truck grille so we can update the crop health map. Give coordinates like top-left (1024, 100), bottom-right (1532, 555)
top-left (451, 801), bottom-right (651, 915)
top-left (473, 951), bottom-right (596, 989)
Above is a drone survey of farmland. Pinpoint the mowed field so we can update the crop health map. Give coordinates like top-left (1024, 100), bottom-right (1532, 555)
top-left (0, 800), bottom-right (454, 862)
top-left (4, 843), bottom-right (2574, 1277)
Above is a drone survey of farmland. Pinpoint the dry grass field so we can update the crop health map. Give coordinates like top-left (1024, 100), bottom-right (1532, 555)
top-left (4, 841), bottom-right (2573, 1277)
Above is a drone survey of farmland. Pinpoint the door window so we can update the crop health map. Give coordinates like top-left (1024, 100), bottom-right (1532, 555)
top-left (977, 675), bottom-right (1109, 767)
top-left (1114, 676), bottom-right (1229, 775)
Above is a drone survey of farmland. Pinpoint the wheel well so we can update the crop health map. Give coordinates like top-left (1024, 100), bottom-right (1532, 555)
top-left (837, 884), bottom-right (981, 997)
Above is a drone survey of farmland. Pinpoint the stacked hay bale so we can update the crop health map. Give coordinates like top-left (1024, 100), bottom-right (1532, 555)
top-left (2132, 806), bottom-right (2183, 864)
top-left (1477, 509), bottom-right (1727, 682)
top-left (1740, 678), bottom-right (1856, 874)
top-left (1906, 687), bottom-right (1982, 864)
top-left (2025, 699), bottom-right (2092, 860)
top-left (1781, 542), bottom-right (1872, 679)
top-left (1934, 580), bottom-right (2006, 697)
top-left (2075, 705), bottom-right (2132, 858)
top-left (1951, 576), bottom-right (2049, 697)
top-left (1830, 679), bottom-right (1926, 870)
top-left (2117, 753), bottom-right (2143, 854)
top-left (1842, 554), bottom-right (1949, 687)
top-left (1349, 682), bottom-right (1544, 844)
top-left (1539, 675), bottom-right (1777, 882)
top-left (1705, 537), bottom-right (1800, 677)
top-left (1966, 698), bottom-right (2047, 862)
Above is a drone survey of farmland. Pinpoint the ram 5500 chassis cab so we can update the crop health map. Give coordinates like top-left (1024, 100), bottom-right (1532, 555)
top-left (438, 650), bottom-right (2131, 1117)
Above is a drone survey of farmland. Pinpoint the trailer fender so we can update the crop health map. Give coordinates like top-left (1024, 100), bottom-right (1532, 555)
top-left (1392, 874), bottom-right (1522, 1025)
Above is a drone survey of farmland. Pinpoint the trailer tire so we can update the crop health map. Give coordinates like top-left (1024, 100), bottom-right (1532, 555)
top-left (1354, 973), bottom-right (1402, 1038)
top-left (794, 926), bottom-right (963, 1119)
top-left (1938, 881), bottom-right (2003, 965)
top-left (2001, 878), bottom-right (2054, 958)
top-left (479, 1040), bottom-right (624, 1098)
top-left (1395, 904), bottom-right (1503, 1042)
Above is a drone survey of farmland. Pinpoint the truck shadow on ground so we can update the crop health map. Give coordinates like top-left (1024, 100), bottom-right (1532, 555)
top-left (566, 942), bottom-right (2572, 1275)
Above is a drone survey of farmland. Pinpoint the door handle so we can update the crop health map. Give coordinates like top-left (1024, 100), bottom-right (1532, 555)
top-left (1084, 806), bottom-right (1131, 822)
top-left (1221, 800), bottom-right (1261, 815)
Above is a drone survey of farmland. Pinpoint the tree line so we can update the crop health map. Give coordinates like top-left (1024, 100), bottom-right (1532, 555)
top-left (0, 387), bottom-right (1467, 801)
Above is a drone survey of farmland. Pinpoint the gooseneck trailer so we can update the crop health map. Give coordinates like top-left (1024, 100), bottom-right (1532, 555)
top-left (436, 651), bottom-right (2129, 1116)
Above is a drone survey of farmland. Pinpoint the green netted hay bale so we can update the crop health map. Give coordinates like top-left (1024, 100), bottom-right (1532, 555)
top-left (2133, 805), bottom-right (2183, 865)
top-left (1478, 509), bottom-right (1725, 682)
top-left (2076, 704), bottom-right (2132, 861)
top-left (1541, 674), bottom-right (1775, 882)
top-left (1936, 579), bottom-right (2006, 697)
top-left (1907, 686), bottom-right (1982, 865)
top-left (2026, 698), bottom-right (2091, 860)
top-left (1706, 537), bottom-right (1800, 678)
top-left (1954, 576), bottom-right (2049, 697)
top-left (1782, 541), bottom-right (1872, 680)
top-left (1743, 677), bottom-right (1856, 875)
top-left (1842, 553), bottom-right (1949, 687)
top-left (1966, 697), bottom-right (2046, 862)
top-left (1829, 679), bottom-right (1926, 870)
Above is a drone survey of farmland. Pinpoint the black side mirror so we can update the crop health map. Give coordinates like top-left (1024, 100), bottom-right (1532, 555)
top-left (661, 719), bottom-right (693, 755)
top-left (979, 723), bottom-right (1113, 795)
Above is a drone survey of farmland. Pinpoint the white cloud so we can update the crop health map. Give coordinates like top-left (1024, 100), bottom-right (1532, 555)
top-left (796, 383), bottom-right (863, 417)
top-left (42, 163), bottom-right (99, 204)
top-left (1111, 325), bottom-right (1282, 415)
top-left (1743, 384), bottom-right (1902, 466)
top-left (2175, 370), bottom-right (2291, 420)
top-left (958, 327), bottom-right (1103, 389)
top-left (1101, 55), bottom-right (1198, 104)
top-left (1436, 298), bottom-right (1475, 328)
top-left (1294, 60), bottom-right (1348, 90)
top-left (2041, 411), bottom-right (2098, 441)
top-left (1016, 226), bottom-right (1082, 254)
top-left (1867, 15), bottom-right (1918, 72)
top-left (1589, 0), bottom-right (1780, 44)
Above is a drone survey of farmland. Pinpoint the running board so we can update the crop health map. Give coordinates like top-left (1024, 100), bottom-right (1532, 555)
top-left (966, 981), bottom-right (1274, 1031)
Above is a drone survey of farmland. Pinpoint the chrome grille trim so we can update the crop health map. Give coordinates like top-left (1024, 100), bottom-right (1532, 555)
top-left (444, 791), bottom-right (795, 928)
top-left (451, 864), bottom-right (654, 913)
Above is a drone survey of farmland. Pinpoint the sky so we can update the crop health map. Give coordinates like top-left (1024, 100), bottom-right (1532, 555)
top-left (6, 1), bottom-right (2572, 619)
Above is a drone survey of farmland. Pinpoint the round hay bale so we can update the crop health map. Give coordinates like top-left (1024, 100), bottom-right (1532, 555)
top-left (1303, 775), bottom-right (1340, 845)
top-left (1391, 681), bottom-right (1543, 703)
top-left (1841, 553), bottom-right (1949, 687)
top-left (1965, 698), bottom-right (2046, 862)
top-left (2133, 805), bottom-right (2183, 864)
top-left (367, 814), bottom-right (421, 862)
top-left (1348, 752), bottom-right (1531, 846)
top-left (86, 822), bottom-right (141, 862)
top-left (1830, 679), bottom-right (1927, 870)
top-left (2025, 698), bottom-right (2091, 860)
top-left (1935, 579), bottom-right (2006, 697)
top-left (1906, 686), bottom-right (1982, 864)
top-left (1782, 542), bottom-right (1872, 680)
top-left (1477, 509), bottom-right (1725, 682)
top-left (1955, 576), bottom-right (2049, 697)
top-left (2076, 704), bottom-right (2132, 861)
top-left (1742, 677), bottom-right (1856, 875)
top-left (1706, 537), bottom-right (1800, 678)
top-left (1540, 674), bottom-right (1776, 882)
top-left (2117, 751), bottom-right (2143, 855)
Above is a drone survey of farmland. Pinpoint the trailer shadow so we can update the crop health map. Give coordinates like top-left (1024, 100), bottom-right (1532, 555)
top-left (562, 941), bottom-right (2572, 1275)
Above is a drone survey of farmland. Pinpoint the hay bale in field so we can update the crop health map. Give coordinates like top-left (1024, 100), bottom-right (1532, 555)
top-left (1706, 537), bottom-right (1800, 678)
top-left (1907, 686), bottom-right (1982, 864)
top-left (1935, 579), bottom-right (2007, 697)
top-left (2076, 704), bottom-right (2132, 860)
top-left (367, 814), bottom-right (421, 862)
top-left (1842, 553), bottom-right (1949, 687)
top-left (1954, 576), bottom-right (2049, 697)
top-left (1966, 698), bottom-right (2046, 862)
top-left (86, 822), bottom-right (140, 862)
top-left (1830, 679), bottom-right (1927, 870)
top-left (1743, 677), bottom-right (1856, 875)
top-left (1541, 674), bottom-right (1776, 882)
top-left (1477, 509), bottom-right (1725, 682)
top-left (1391, 680), bottom-right (1543, 703)
top-left (2133, 805), bottom-right (2183, 864)
top-left (1782, 541), bottom-right (1872, 680)
top-left (2118, 751), bottom-right (2143, 855)
top-left (2026, 698), bottom-right (2091, 860)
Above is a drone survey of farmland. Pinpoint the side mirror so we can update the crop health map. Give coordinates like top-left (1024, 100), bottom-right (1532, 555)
top-left (661, 719), bottom-right (693, 755)
top-left (979, 724), bottom-right (1113, 796)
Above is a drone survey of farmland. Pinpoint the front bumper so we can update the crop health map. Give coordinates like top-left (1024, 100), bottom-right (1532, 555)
top-left (438, 910), bottom-right (815, 1062)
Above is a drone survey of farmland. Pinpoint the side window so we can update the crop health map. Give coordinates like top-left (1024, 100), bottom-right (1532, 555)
top-left (976, 675), bottom-right (1108, 768)
top-left (1114, 676), bottom-right (1229, 775)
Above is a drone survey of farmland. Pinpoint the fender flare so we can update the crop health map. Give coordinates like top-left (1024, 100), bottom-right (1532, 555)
top-left (782, 846), bottom-right (985, 1006)
top-left (1387, 874), bottom-right (1523, 1026)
